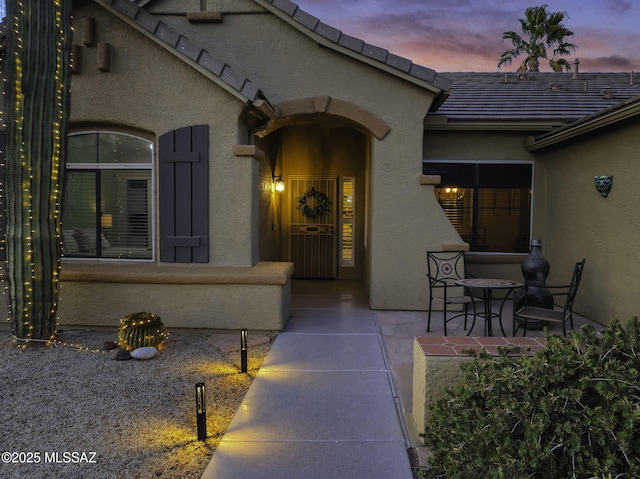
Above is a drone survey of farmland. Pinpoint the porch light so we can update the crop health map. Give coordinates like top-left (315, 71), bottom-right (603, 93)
top-left (241, 329), bottom-right (248, 373)
top-left (273, 175), bottom-right (285, 192)
top-left (195, 383), bottom-right (206, 441)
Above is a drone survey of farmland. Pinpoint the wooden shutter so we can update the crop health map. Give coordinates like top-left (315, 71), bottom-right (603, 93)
top-left (159, 125), bottom-right (209, 262)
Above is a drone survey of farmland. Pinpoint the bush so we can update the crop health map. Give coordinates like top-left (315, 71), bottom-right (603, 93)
top-left (421, 318), bottom-right (640, 479)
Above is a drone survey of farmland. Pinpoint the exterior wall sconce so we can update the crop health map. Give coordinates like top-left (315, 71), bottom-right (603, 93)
top-left (195, 383), bottom-right (206, 441)
top-left (241, 329), bottom-right (248, 373)
top-left (273, 175), bottom-right (285, 192)
top-left (594, 176), bottom-right (613, 197)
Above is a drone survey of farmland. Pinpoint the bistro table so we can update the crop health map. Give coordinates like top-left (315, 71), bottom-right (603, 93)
top-left (454, 278), bottom-right (523, 336)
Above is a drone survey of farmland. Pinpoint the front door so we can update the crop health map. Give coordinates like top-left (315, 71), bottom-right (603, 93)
top-left (289, 176), bottom-right (337, 279)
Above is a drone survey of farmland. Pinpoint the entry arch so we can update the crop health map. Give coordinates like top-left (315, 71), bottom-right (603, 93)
top-left (272, 96), bottom-right (391, 140)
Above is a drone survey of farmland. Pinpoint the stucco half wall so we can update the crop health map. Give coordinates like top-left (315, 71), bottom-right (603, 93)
top-left (1, 262), bottom-right (294, 331)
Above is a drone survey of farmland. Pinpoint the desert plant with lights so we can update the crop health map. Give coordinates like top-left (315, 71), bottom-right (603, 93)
top-left (118, 312), bottom-right (168, 351)
top-left (3, 1), bottom-right (72, 345)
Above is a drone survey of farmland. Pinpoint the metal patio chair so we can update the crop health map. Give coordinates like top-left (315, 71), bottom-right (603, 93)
top-left (427, 251), bottom-right (477, 336)
top-left (514, 259), bottom-right (586, 336)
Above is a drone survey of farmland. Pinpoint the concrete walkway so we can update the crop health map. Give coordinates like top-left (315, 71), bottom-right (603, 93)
top-left (201, 280), bottom-right (413, 479)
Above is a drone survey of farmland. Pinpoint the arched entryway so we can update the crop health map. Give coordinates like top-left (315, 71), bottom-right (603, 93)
top-left (256, 96), bottom-right (390, 281)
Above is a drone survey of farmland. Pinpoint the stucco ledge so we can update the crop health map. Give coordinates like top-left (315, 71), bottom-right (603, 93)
top-left (58, 261), bottom-right (295, 285)
top-left (420, 174), bottom-right (441, 185)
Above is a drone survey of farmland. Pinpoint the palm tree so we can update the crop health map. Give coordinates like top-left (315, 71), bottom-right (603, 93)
top-left (498, 4), bottom-right (577, 72)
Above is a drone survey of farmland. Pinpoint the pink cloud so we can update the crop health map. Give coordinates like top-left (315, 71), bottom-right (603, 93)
top-left (294, 0), bottom-right (640, 72)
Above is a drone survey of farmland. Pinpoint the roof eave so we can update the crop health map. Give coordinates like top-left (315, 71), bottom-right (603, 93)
top-left (255, 0), bottom-right (451, 96)
top-left (93, 0), bottom-right (276, 122)
top-left (525, 95), bottom-right (640, 151)
top-left (424, 116), bottom-right (567, 132)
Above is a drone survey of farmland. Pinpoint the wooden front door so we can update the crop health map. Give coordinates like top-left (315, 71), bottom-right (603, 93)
top-left (289, 176), bottom-right (337, 279)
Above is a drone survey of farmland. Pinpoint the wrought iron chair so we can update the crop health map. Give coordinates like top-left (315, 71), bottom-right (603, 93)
top-left (427, 251), bottom-right (477, 336)
top-left (514, 259), bottom-right (586, 336)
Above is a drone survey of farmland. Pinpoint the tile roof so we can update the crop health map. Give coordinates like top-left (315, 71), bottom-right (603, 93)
top-left (102, 0), bottom-right (451, 111)
top-left (526, 94), bottom-right (640, 151)
top-left (100, 0), bottom-right (267, 105)
top-left (429, 72), bottom-right (640, 124)
top-left (260, 0), bottom-right (452, 94)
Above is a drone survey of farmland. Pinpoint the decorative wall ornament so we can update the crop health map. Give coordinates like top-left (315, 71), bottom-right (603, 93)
top-left (594, 175), bottom-right (613, 197)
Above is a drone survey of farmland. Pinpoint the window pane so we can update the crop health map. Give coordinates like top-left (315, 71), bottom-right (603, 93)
top-left (435, 187), bottom-right (475, 243)
top-left (431, 162), bottom-right (532, 253)
top-left (100, 172), bottom-right (152, 259)
top-left (98, 134), bottom-right (152, 163)
top-left (424, 162), bottom-right (475, 188)
top-left (63, 132), bottom-right (153, 260)
top-left (67, 134), bottom-right (98, 163)
top-left (477, 187), bottom-right (531, 253)
top-left (479, 163), bottom-right (532, 188)
top-left (61, 171), bottom-right (98, 257)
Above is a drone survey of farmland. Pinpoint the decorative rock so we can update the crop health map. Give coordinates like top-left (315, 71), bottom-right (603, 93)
top-left (112, 348), bottom-right (131, 361)
top-left (130, 346), bottom-right (158, 360)
top-left (103, 341), bottom-right (118, 351)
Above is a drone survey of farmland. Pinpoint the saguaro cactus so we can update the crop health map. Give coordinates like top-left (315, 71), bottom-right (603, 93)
top-left (4, 1), bottom-right (72, 343)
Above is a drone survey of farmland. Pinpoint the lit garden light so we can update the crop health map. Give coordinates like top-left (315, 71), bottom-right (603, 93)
top-left (195, 383), bottom-right (206, 441)
top-left (240, 329), bottom-right (248, 373)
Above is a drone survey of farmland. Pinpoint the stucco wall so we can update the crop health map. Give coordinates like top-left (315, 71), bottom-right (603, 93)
top-left (149, 3), bottom-right (456, 308)
top-left (71, 0), bottom-right (255, 267)
top-left (45, 1), bottom-right (293, 330)
top-left (537, 123), bottom-right (640, 325)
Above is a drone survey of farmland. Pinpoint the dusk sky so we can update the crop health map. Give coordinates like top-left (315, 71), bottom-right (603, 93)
top-left (295, 0), bottom-right (640, 73)
top-left (0, 1), bottom-right (637, 72)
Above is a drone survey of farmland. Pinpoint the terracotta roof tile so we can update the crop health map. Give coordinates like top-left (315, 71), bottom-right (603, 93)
top-left (271, 0), bottom-right (297, 16)
top-left (338, 34), bottom-right (365, 53)
top-left (155, 22), bottom-right (181, 48)
top-left (198, 51), bottom-right (225, 77)
top-left (292, 9), bottom-right (319, 30)
top-left (410, 64), bottom-right (437, 83)
top-left (134, 7), bottom-right (160, 34)
top-left (315, 21), bottom-right (342, 43)
top-left (220, 66), bottom-right (246, 92)
top-left (385, 53), bottom-right (412, 73)
top-left (176, 36), bottom-right (200, 61)
top-left (111, 0), bottom-right (138, 19)
top-left (362, 43), bottom-right (388, 62)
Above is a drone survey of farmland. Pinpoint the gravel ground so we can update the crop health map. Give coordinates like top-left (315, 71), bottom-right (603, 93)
top-left (0, 329), bottom-right (274, 479)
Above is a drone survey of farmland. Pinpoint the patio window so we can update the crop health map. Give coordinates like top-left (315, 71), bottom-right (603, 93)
top-left (423, 161), bottom-right (532, 253)
top-left (62, 132), bottom-right (154, 260)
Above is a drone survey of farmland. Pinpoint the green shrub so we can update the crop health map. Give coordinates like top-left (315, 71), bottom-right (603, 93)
top-left (421, 318), bottom-right (640, 479)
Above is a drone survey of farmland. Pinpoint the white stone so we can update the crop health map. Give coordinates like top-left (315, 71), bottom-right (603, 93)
top-left (130, 346), bottom-right (158, 360)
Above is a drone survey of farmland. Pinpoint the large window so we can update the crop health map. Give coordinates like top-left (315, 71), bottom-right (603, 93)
top-left (62, 132), bottom-right (154, 260)
top-left (424, 162), bottom-right (532, 253)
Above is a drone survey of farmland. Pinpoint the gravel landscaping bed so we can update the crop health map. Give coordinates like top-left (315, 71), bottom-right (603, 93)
top-left (0, 329), bottom-right (274, 479)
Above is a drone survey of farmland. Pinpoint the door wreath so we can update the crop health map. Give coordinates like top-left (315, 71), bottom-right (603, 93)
top-left (296, 187), bottom-right (332, 218)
